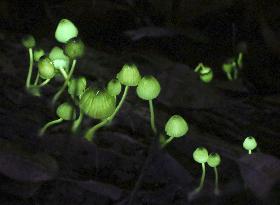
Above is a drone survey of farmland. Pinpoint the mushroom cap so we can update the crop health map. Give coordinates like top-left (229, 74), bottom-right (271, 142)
top-left (117, 64), bottom-right (141, 86)
top-left (243, 136), bottom-right (257, 151)
top-left (55, 19), bottom-right (78, 43)
top-left (200, 69), bottom-right (213, 83)
top-left (193, 147), bottom-right (209, 164)
top-left (165, 115), bottom-right (188, 138)
top-left (38, 56), bottom-right (55, 79)
top-left (207, 153), bottom-right (221, 167)
top-left (64, 37), bottom-right (85, 59)
top-left (80, 89), bottom-right (116, 119)
top-left (200, 66), bottom-right (211, 75)
top-left (22, 35), bottom-right (36, 48)
top-left (33, 48), bottom-right (45, 62)
top-left (136, 75), bottom-right (161, 100)
top-left (68, 77), bottom-right (87, 97)
top-left (223, 58), bottom-right (236, 73)
top-left (107, 79), bottom-right (122, 96)
top-left (56, 102), bottom-right (76, 120)
top-left (49, 46), bottom-right (70, 70)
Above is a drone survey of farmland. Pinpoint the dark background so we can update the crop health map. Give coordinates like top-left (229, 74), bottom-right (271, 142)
top-left (1, 0), bottom-right (280, 93)
top-left (0, 0), bottom-right (280, 205)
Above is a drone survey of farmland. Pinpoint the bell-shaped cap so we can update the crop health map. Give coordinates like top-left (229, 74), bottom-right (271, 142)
top-left (136, 75), bottom-right (161, 100)
top-left (56, 102), bottom-right (76, 120)
top-left (38, 56), bottom-right (55, 79)
top-left (64, 37), bottom-right (85, 59)
top-left (200, 67), bottom-right (213, 83)
top-left (165, 115), bottom-right (188, 138)
top-left (68, 76), bottom-right (87, 97)
top-left (193, 147), bottom-right (209, 164)
top-left (117, 64), bottom-right (141, 86)
top-left (49, 46), bottom-right (70, 70)
top-left (243, 136), bottom-right (257, 151)
top-left (223, 58), bottom-right (236, 73)
top-left (207, 153), bottom-right (221, 167)
top-left (33, 48), bottom-right (45, 62)
top-left (55, 19), bottom-right (78, 43)
top-left (22, 35), bottom-right (36, 48)
top-left (80, 89), bottom-right (116, 119)
top-left (107, 79), bottom-right (122, 96)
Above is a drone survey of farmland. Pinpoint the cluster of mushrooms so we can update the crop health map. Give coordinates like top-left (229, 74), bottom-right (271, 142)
top-left (22, 18), bottom-right (258, 199)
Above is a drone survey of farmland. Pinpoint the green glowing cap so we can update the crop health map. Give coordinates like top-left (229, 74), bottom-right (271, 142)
top-left (200, 67), bottom-right (213, 83)
top-left (56, 102), bottom-right (76, 120)
top-left (107, 79), bottom-right (122, 96)
top-left (117, 64), bottom-right (141, 86)
top-left (243, 136), bottom-right (257, 151)
top-left (222, 64), bottom-right (232, 73)
top-left (49, 46), bottom-right (70, 70)
top-left (64, 37), bottom-right (85, 59)
top-left (80, 89), bottom-right (116, 119)
top-left (55, 19), bottom-right (78, 43)
top-left (207, 153), bottom-right (221, 167)
top-left (68, 76), bottom-right (87, 97)
top-left (193, 147), bottom-right (209, 164)
top-left (165, 115), bottom-right (188, 138)
top-left (38, 56), bottom-right (55, 79)
top-left (22, 35), bottom-right (36, 48)
top-left (33, 48), bottom-right (45, 62)
top-left (136, 75), bottom-right (161, 100)
top-left (223, 58), bottom-right (236, 73)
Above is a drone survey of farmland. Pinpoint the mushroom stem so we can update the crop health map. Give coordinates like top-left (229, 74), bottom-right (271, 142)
top-left (109, 85), bottom-right (129, 120)
top-left (39, 118), bottom-right (63, 136)
top-left (30, 79), bottom-right (51, 88)
top-left (38, 79), bottom-right (50, 87)
top-left (34, 71), bottom-right (40, 85)
top-left (25, 48), bottom-right (34, 89)
top-left (226, 72), bottom-right (233, 81)
top-left (149, 99), bottom-right (157, 135)
top-left (214, 167), bottom-right (220, 195)
top-left (57, 67), bottom-right (68, 80)
top-left (248, 150), bottom-right (252, 155)
top-left (84, 118), bottom-right (109, 141)
top-left (72, 111), bottom-right (84, 133)
top-left (194, 63), bottom-right (203, 72)
top-left (237, 52), bottom-right (243, 68)
top-left (195, 163), bottom-right (206, 193)
top-left (52, 59), bottom-right (77, 105)
top-left (161, 136), bottom-right (174, 148)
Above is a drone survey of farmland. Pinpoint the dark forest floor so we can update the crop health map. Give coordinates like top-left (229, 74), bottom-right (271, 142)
top-left (0, 33), bottom-right (279, 205)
